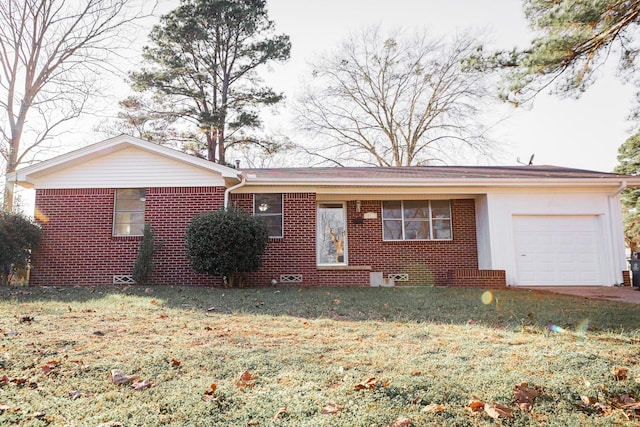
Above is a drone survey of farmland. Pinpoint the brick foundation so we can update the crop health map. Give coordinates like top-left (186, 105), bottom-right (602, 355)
top-left (448, 269), bottom-right (507, 288)
top-left (623, 270), bottom-right (632, 287)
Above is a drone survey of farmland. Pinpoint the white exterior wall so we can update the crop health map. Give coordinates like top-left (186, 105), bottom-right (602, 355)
top-left (475, 188), bottom-right (626, 286)
top-left (475, 195), bottom-right (492, 269)
top-left (27, 147), bottom-right (225, 189)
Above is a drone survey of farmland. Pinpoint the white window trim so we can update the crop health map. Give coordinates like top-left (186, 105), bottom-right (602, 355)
top-left (113, 188), bottom-right (146, 237)
top-left (254, 193), bottom-right (284, 238)
top-left (381, 200), bottom-right (453, 241)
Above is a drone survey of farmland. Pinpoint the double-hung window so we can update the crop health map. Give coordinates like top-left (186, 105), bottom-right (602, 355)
top-left (254, 194), bottom-right (283, 238)
top-left (382, 200), bottom-right (452, 241)
top-left (113, 189), bottom-right (146, 236)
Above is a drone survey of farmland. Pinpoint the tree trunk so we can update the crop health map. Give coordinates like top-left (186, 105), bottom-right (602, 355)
top-left (206, 130), bottom-right (216, 162)
top-left (218, 128), bottom-right (226, 164)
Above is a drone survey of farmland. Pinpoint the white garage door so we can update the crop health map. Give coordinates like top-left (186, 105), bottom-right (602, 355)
top-left (513, 215), bottom-right (603, 286)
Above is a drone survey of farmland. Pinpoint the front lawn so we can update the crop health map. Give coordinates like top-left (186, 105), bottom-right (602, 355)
top-left (1, 285), bottom-right (639, 426)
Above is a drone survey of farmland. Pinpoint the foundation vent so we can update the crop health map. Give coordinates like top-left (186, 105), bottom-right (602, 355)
top-left (388, 273), bottom-right (409, 282)
top-left (280, 274), bottom-right (303, 283)
top-left (113, 275), bottom-right (136, 285)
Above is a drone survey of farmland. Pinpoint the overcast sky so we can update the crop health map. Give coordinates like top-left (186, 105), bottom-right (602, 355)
top-left (249, 0), bottom-right (634, 172)
top-left (100, 0), bottom-right (635, 173)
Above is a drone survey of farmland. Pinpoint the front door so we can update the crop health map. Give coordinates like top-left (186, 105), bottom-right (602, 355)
top-left (317, 203), bottom-right (347, 265)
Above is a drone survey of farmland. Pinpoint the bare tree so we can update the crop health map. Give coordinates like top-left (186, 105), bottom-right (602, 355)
top-left (296, 27), bottom-right (497, 167)
top-left (0, 0), bottom-right (155, 211)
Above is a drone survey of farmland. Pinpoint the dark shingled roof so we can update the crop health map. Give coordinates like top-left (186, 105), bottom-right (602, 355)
top-left (242, 165), bottom-right (625, 181)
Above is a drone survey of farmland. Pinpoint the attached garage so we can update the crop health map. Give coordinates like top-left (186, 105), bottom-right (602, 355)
top-left (513, 215), bottom-right (604, 286)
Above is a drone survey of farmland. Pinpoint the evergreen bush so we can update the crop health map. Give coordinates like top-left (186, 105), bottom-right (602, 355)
top-left (0, 212), bottom-right (41, 286)
top-left (132, 223), bottom-right (161, 285)
top-left (185, 208), bottom-right (268, 287)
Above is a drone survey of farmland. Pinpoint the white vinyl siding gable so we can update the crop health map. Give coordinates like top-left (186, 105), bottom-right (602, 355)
top-left (27, 146), bottom-right (226, 188)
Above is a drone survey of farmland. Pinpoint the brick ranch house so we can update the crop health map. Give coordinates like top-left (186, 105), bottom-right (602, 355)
top-left (7, 135), bottom-right (640, 288)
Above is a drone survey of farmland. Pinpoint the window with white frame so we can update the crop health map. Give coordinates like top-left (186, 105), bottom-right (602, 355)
top-left (254, 194), bottom-right (283, 238)
top-left (113, 189), bottom-right (146, 236)
top-left (382, 200), bottom-right (452, 241)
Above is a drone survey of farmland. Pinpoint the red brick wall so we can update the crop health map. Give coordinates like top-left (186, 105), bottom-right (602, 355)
top-left (32, 187), bottom-right (225, 286)
top-left (449, 269), bottom-right (506, 288)
top-left (33, 188), bottom-right (480, 287)
top-left (235, 194), bottom-right (479, 287)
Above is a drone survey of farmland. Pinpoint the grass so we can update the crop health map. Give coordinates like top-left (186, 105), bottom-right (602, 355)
top-left (1, 285), bottom-right (640, 426)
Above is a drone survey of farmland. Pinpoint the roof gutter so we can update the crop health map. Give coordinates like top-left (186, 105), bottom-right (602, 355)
top-left (224, 174), bottom-right (246, 208)
top-left (610, 180), bottom-right (627, 197)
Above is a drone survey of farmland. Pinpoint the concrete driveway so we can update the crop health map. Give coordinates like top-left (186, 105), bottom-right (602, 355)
top-left (521, 286), bottom-right (640, 304)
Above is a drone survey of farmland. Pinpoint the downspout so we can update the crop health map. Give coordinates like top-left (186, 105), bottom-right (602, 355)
top-left (610, 180), bottom-right (627, 198)
top-left (224, 174), bottom-right (246, 208)
top-left (608, 181), bottom-right (627, 285)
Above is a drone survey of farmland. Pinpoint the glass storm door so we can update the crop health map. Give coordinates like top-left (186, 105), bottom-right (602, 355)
top-left (317, 203), bottom-right (347, 265)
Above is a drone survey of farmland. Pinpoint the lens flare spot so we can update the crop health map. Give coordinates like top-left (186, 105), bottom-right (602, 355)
top-left (576, 319), bottom-right (590, 335)
top-left (34, 208), bottom-right (49, 224)
top-left (547, 324), bottom-right (567, 334)
top-left (481, 291), bottom-right (493, 305)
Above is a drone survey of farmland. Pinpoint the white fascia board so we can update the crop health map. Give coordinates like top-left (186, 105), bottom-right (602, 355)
top-left (8, 134), bottom-right (240, 187)
top-left (241, 177), bottom-right (639, 189)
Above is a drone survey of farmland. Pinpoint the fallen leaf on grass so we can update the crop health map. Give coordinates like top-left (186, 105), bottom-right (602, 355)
top-left (0, 404), bottom-right (10, 411)
top-left (581, 395), bottom-right (597, 405)
top-left (131, 380), bottom-right (153, 391)
top-left (468, 400), bottom-right (484, 412)
top-left (236, 370), bottom-right (257, 389)
top-left (20, 316), bottom-right (34, 323)
top-left (247, 422), bottom-right (260, 426)
top-left (611, 394), bottom-right (640, 419)
top-left (388, 417), bottom-right (412, 427)
top-left (422, 403), bottom-right (445, 413)
top-left (204, 384), bottom-right (217, 395)
top-left (69, 391), bottom-right (83, 400)
top-left (159, 314), bottom-right (168, 319)
top-left (484, 402), bottom-right (513, 419)
top-left (354, 377), bottom-right (377, 391)
top-left (202, 384), bottom-right (218, 402)
top-left (321, 402), bottom-right (342, 415)
top-left (273, 407), bottom-right (286, 420)
top-left (109, 369), bottom-right (139, 385)
top-left (613, 367), bottom-right (628, 381)
top-left (170, 358), bottom-right (181, 367)
top-left (513, 382), bottom-right (542, 411)
top-left (40, 360), bottom-right (60, 375)
top-left (1, 375), bottom-right (30, 386)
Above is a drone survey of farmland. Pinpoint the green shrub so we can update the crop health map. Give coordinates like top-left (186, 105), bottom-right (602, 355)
top-left (132, 223), bottom-right (161, 285)
top-left (185, 208), bottom-right (268, 287)
top-left (0, 211), bottom-right (41, 286)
